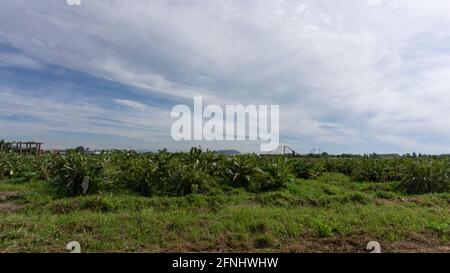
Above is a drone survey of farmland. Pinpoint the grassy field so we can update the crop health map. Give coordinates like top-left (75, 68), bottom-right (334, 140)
top-left (1, 173), bottom-right (449, 253)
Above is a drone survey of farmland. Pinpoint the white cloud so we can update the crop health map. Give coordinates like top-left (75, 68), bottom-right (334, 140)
top-left (0, 90), bottom-right (170, 143)
top-left (0, 52), bottom-right (43, 70)
top-left (1, 0), bottom-right (450, 153)
top-left (114, 99), bottom-right (154, 113)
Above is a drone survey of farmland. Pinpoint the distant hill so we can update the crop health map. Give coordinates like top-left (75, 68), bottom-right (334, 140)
top-left (216, 149), bottom-right (240, 155)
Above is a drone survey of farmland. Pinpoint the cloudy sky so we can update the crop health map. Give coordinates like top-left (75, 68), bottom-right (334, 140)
top-left (1, 0), bottom-right (450, 154)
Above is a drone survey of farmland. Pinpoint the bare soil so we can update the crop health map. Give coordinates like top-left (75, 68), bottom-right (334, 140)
top-left (0, 191), bottom-right (23, 212)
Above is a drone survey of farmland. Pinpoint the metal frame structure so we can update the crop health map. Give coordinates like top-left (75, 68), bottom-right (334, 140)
top-left (0, 140), bottom-right (43, 155)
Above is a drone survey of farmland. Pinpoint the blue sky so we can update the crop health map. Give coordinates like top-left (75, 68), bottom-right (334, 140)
top-left (1, 0), bottom-right (450, 154)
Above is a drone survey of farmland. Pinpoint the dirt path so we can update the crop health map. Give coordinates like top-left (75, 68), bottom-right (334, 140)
top-left (0, 191), bottom-right (23, 213)
top-left (283, 234), bottom-right (450, 253)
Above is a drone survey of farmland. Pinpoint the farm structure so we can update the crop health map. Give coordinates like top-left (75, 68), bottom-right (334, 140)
top-left (262, 145), bottom-right (299, 156)
top-left (0, 140), bottom-right (43, 155)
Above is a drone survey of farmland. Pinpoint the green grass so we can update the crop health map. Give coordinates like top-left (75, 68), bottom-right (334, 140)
top-left (0, 174), bottom-right (449, 253)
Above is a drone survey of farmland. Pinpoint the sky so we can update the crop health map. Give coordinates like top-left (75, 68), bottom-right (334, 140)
top-left (1, 0), bottom-right (450, 154)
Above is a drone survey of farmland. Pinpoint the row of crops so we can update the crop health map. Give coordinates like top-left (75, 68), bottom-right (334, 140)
top-left (1, 148), bottom-right (450, 197)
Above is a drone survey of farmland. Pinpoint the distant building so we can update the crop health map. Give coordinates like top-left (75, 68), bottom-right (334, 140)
top-left (49, 149), bottom-right (67, 155)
